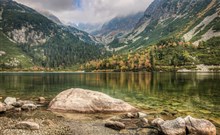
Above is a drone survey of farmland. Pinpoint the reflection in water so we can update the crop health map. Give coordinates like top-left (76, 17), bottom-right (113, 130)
top-left (0, 72), bottom-right (220, 119)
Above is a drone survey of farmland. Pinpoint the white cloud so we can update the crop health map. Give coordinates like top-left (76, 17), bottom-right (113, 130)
top-left (14, 0), bottom-right (153, 24)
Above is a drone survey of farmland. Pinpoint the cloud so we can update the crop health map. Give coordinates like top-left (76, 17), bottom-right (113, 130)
top-left (14, 0), bottom-right (153, 24)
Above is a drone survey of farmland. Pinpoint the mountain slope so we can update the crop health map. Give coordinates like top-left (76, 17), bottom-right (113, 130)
top-left (0, 30), bottom-right (33, 69)
top-left (82, 0), bottom-right (220, 71)
top-left (114, 0), bottom-right (220, 51)
top-left (94, 12), bottom-right (144, 47)
top-left (0, 0), bottom-right (105, 69)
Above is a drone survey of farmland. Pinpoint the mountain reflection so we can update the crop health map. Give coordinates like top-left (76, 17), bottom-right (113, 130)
top-left (0, 72), bottom-right (219, 117)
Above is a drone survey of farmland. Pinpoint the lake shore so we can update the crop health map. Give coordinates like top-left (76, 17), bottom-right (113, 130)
top-left (1, 104), bottom-right (219, 135)
top-left (0, 96), bottom-right (219, 135)
top-left (0, 64), bottom-right (220, 73)
top-left (0, 72), bottom-right (219, 134)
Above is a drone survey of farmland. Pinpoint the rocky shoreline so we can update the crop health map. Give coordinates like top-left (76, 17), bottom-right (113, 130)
top-left (0, 88), bottom-right (219, 135)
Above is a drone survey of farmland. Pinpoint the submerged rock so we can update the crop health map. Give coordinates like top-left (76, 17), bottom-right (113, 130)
top-left (15, 121), bottom-right (39, 130)
top-left (4, 97), bottom-right (16, 105)
top-left (105, 121), bottom-right (125, 130)
top-left (38, 97), bottom-right (46, 103)
top-left (49, 88), bottom-right (137, 113)
top-left (184, 115), bottom-right (216, 135)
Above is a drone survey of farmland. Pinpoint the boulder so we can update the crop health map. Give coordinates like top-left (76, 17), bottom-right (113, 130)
top-left (4, 97), bottom-right (16, 105)
top-left (159, 117), bottom-right (186, 135)
top-left (184, 116), bottom-right (216, 135)
top-left (151, 118), bottom-right (165, 127)
top-left (15, 121), bottom-right (39, 130)
top-left (21, 103), bottom-right (37, 111)
top-left (105, 121), bottom-right (125, 130)
top-left (0, 102), bottom-right (6, 112)
top-left (49, 88), bottom-right (137, 113)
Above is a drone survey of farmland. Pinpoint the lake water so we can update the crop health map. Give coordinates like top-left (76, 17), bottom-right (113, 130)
top-left (0, 72), bottom-right (220, 124)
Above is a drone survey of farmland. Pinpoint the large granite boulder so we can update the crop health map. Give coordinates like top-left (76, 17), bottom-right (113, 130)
top-left (159, 117), bottom-right (186, 135)
top-left (152, 116), bottom-right (216, 135)
top-left (184, 116), bottom-right (216, 135)
top-left (49, 88), bottom-right (137, 113)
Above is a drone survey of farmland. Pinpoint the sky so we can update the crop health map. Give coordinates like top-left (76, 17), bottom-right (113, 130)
top-left (14, 0), bottom-right (154, 24)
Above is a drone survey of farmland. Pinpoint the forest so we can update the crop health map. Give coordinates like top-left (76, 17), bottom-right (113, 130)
top-left (82, 37), bottom-right (220, 72)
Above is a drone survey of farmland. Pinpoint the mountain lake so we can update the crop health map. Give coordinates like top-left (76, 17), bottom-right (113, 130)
top-left (0, 72), bottom-right (219, 127)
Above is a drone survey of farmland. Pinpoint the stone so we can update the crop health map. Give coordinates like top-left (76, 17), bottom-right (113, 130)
top-left (12, 101), bottom-right (24, 107)
top-left (38, 97), bottom-right (46, 103)
top-left (105, 121), bottom-right (125, 130)
top-left (151, 118), bottom-right (165, 127)
top-left (141, 118), bottom-right (149, 127)
top-left (184, 116), bottom-right (216, 135)
top-left (118, 119), bottom-right (139, 129)
top-left (4, 97), bottom-right (16, 105)
top-left (15, 121), bottom-right (40, 130)
top-left (49, 88), bottom-right (137, 113)
top-left (0, 102), bottom-right (6, 112)
top-left (5, 104), bottom-right (14, 111)
top-left (14, 107), bottom-right (22, 112)
top-left (159, 117), bottom-right (186, 135)
top-left (126, 112), bottom-right (138, 118)
top-left (138, 112), bottom-right (147, 118)
top-left (21, 103), bottom-right (37, 111)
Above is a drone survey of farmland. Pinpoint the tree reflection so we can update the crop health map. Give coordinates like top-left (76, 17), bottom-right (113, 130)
top-left (0, 72), bottom-right (219, 117)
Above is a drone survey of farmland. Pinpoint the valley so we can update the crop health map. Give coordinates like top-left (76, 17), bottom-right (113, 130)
top-left (0, 0), bottom-right (220, 134)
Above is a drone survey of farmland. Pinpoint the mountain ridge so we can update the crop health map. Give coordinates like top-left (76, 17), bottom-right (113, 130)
top-left (0, 0), bottom-right (105, 69)
top-left (108, 0), bottom-right (220, 51)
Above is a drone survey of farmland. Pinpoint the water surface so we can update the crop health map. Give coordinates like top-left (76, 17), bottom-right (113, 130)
top-left (0, 72), bottom-right (219, 123)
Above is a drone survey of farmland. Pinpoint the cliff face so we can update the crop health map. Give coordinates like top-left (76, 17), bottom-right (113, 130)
top-left (93, 12), bottom-right (144, 46)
